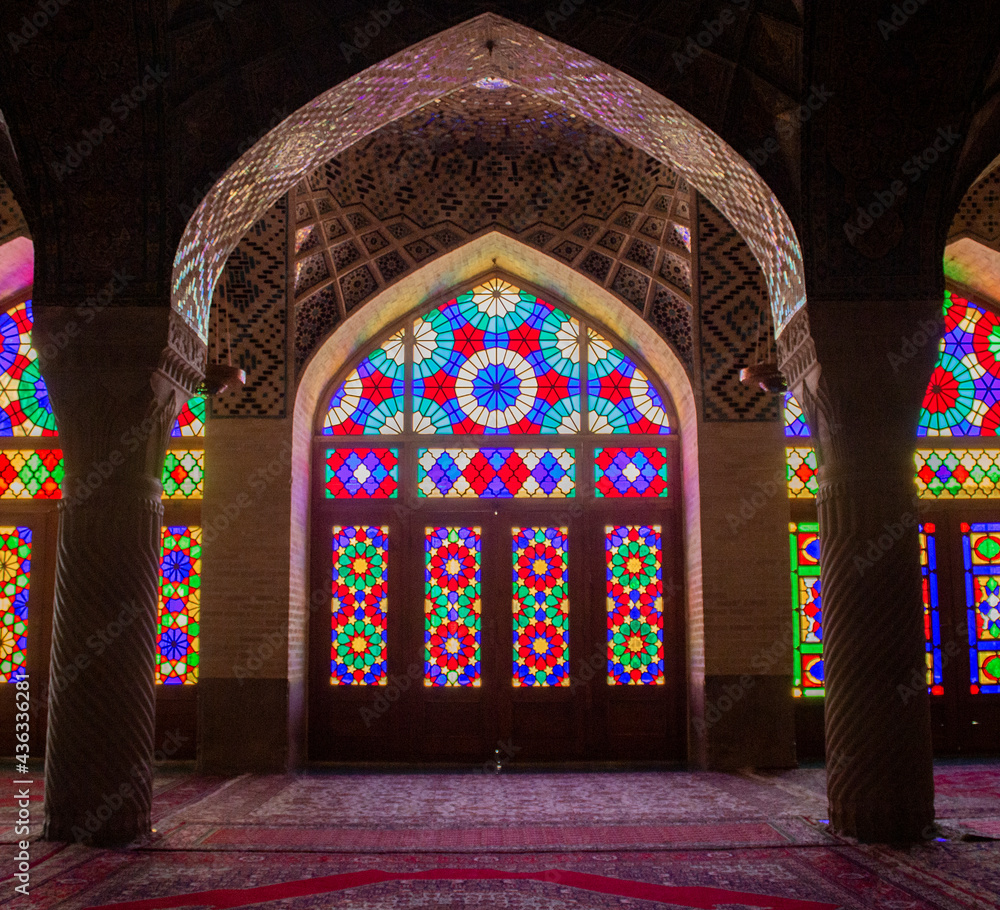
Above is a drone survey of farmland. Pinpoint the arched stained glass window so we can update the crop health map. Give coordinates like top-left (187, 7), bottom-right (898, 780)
top-left (0, 301), bottom-right (57, 437)
top-left (322, 278), bottom-right (671, 436)
top-left (784, 392), bottom-right (809, 438)
top-left (171, 396), bottom-right (207, 437)
top-left (919, 292), bottom-right (1000, 436)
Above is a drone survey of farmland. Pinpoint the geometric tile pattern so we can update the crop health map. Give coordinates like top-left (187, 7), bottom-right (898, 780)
top-left (950, 168), bottom-right (1000, 246)
top-left (209, 198), bottom-right (288, 418)
top-left (698, 197), bottom-right (779, 421)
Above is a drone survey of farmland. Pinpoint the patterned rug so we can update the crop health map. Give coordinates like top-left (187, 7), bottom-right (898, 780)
top-left (2, 762), bottom-right (998, 908)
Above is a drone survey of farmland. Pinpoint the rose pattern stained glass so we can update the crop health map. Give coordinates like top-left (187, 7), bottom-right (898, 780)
top-left (0, 301), bottom-right (58, 437)
top-left (417, 448), bottom-right (574, 498)
top-left (606, 525), bottom-right (664, 685)
top-left (594, 448), bottom-right (668, 497)
top-left (157, 526), bottom-right (200, 685)
top-left (587, 329), bottom-right (670, 434)
top-left (784, 392), bottom-right (810, 437)
top-left (171, 396), bottom-right (206, 438)
top-left (0, 527), bottom-right (31, 683)
top-left (961, 522), bottom-right (1000, 694)
top-left (325, 449), bottom-right (398, 498)
top-left (331, 526), bottom-right (388, 686)
top-left (915, 448), bottom-right (1000, 498)
top-left (324, 328), bottom-right (406, 435)
top-left (425, 527), bottom-right (481, 687)
top-left (512, 527), bottom-right (569, 687)
top-left (919, 292), bottom-right (1000, 436)
top-left (790, 522), bottom-right (823, 698)
top-left (0, 450), bottom-right (63, 499)
top-left (921, 523), bottom-right (943, 694)
top-left (413, 279), bottom-right (581, 435)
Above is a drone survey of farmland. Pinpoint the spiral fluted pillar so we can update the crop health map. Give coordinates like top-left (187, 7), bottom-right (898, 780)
top-left (778, 298), bottom-right (940, 842)
top-left (33, 306), bottom-right (203, 845)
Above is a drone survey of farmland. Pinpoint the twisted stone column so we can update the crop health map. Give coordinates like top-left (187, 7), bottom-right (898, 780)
top-left (33, 307), bottom-right (203, 845)
top-left (779, 300), bottom-right (939, 841)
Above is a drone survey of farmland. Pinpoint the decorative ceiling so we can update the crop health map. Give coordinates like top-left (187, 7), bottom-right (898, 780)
top-left (291, 86), bottom-right (695, 372)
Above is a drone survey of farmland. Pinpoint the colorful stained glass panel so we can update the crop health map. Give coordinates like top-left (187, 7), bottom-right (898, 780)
top-left (0, 449), bottom-right (63, 499)
top-left (606, 525), bottom-right (664, 685)
top-left (588, 329), bottom-right (670, 434)
top-left (162, 449), bottom-right (204, 500)
top-left (325, 449), bottom-right (398, 499)
top-left (921, 523), bottom-right (943, 694)
top-left (961, 522), bottom-right (1000, 694)
top-left (595, 447), bottom-right (668, 497)
top-left (784, 392), bottom-right (810, 437)
top-left (425, 527), bottom-right (481, 687)
top-left (0, 527), bottom-right (31, 682)
top-left (171, 396), bottom-right (206, 438)
top-left (324, 328), bottom-right (406, 435)
top-left (915, 449), bottom-right (1000, 499)
top-left (786, 447), bottom-right (818, 499)
top-left (790, 522), bottom-right (823, 698)
top-left (919, 292), bottom-right (1000, 436)
top-left (412, 279), bottom-right (581, 435)
top-left (417, 448), bottom-right (574, 498)
top-left (157, 526), bottom-right (200, 685)
top-left (331, 526), bottom-right (388, 686)
top-left (512, 527), bottom-right (569, 687)
top-left (0, 301), bottom-right (58, 437)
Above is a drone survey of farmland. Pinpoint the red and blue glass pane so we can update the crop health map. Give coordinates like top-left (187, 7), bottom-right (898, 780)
top-left (331, 526), bottom-right (388, 686)
top-left (587, 329), bottom-right (670, 434)
top-left (790, 523), bottom-right (823, 697)
top-left (325, 449), bottom-right (398, 498)
top-left (157, 526), bottom-right (200, 685)
top-left (961, 522), bottom-right (1000, 694)
top-left (324, 329), bottom-right (406, 435)
top-left (0, 527), bottom-right (31, 682)
top-left (417, 448), bottom-right (575, 497)
top-left (512, 527), bottom-right (569, 687)
top-left (171, 396), bottom-right (206, 437)
top-left (412, 279), bottom-right (581, 435)
top-left (594, 448), bottom-right (668, 497)
top-left (919, 292), bottom-right (1000, 436)
top-left (606, 525), bottom-right (664, 685)
top-left (425, 527), bottom-right (481, 687)
top-left (0, 301), bottom-right (57, 437)
top-left (784, 392), bottom-right (810, 437)
top-left (921, 523), bottom-right (943, 694)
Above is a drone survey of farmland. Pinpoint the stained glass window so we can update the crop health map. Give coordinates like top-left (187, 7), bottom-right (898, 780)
top-left (594, 448), bottom-right (668, 497)
top-left (0, 449), bottom-right (63, 499)
top-left (323, 328), bottom-right (405, 435)
top-left (791, 522), bottom-right (942, 697)
top-left (0, 301), bottom-right (57, 437)
top-left (786, 447), bottom-right (818, 499)
top-left (331, 526), bottom-right (388, 686)
top-left (417, 448), bottom-right (574, 498)
top-left (413, 279), bottom-right (581, 434)
top-left (606, 525), bottom-right (664, 685)
top-left (587, 329), bottom-right (671, 434)
top-left (0, 527), bottom-right (31, 683)
top-left (790, 522), bottom-right (823, 698)
top-left (425, 527), bottom-right (481, 687)
top-left (162, 450), bottom-right (204, 500)
top-left (921, 523), bottom-right (943, 695)
top-left (919, 292), bottom-right (1000, 436)
top-left (325, 449), bottom-right (398, 499)
top-left (171, 396), bottom-right (206, 438)
top-left (784, 392), bottom-right (810, 437)
top-left (157, 526), bottom-right (200, 685)
top-left (914, 448), bottom-right (1000, 499)
top-left (512, 527), bottom-right (569, 687)
top-left (961, 522), bottom-right (1000, 694)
